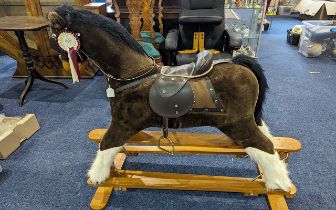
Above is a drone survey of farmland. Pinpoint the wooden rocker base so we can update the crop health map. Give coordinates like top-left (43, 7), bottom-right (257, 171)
top-left (87, 129), bottom-right (301, 210)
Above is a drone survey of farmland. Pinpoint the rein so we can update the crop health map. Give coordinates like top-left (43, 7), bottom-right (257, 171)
top-left (81, 50), bottom-right (159, 96)
top-left (81, 50), bottom-right (157, 82)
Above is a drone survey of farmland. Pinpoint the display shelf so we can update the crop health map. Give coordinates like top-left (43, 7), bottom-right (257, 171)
top-left (224, 1), bottom-right (266, 57)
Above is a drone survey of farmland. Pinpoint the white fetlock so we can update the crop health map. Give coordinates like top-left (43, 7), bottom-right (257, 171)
top-left (246, 147), bottom-right (292, 192)
top-left (88, 146), bottom-right (122, 185)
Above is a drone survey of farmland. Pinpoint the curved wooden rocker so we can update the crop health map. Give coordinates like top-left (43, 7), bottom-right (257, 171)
top-left (87, 129), bottom-right (301, 210)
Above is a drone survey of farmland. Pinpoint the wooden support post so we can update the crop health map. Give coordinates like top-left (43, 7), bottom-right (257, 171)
top-left (158, 0), bottom-right (163, 34)
top-left (142, 0), bottom-right (153, 31)
top-left (125, 0), bottom-right (143, 41)
top-left (142, 0), bottom-right (155, 43)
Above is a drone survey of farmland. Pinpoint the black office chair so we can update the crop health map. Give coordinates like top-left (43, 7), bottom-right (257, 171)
top-left (165, 0), bottom-right (242, 65)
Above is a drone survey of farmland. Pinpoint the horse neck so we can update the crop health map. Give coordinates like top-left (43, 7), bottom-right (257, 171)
top-left (77, 24), bottom-right (153, 87)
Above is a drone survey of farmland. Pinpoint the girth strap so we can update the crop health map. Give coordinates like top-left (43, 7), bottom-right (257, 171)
top-left (191, 77), bottom-right (225, 112)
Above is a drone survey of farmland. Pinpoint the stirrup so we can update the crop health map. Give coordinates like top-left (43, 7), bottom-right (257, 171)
top-left (158, 135), bottom-right (175, 155)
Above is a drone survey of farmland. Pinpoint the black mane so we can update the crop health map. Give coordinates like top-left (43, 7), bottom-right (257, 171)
top-left (55, 4), bottom-right (146, 55)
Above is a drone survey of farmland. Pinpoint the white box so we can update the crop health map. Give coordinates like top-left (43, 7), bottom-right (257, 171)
top-left (0, 114), bottom-right (40, 159)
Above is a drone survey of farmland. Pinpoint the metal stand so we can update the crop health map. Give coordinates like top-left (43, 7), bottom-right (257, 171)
top-left (14, 31), bottom-right (68, 106)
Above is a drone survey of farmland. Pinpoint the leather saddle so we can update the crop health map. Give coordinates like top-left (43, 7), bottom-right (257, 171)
top-left (161, 50), bottom-right (214, 77)
top-left (149, 50), bottom-right (224, 119)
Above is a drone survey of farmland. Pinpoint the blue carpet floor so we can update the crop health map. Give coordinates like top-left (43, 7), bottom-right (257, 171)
top-left (0, 16), bottom-right (335, 210)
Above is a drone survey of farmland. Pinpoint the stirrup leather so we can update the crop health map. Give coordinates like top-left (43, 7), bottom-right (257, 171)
top-left (158, 117), bottom-right (175, 155)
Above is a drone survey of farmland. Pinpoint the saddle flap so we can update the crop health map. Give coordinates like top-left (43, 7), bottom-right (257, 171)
top-left (149, 82), bottom-right (195, 118)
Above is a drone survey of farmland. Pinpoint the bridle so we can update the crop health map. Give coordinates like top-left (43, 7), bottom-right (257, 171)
top-left (81, 50), bottom-right (158, 82)
top-left (52, 23), bottom-right (158, 91)
top-left (81, 50), bottom-right (159, 93)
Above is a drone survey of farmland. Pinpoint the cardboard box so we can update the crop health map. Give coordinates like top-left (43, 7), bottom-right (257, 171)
top-left (0, 114), bottom-right (40, 159)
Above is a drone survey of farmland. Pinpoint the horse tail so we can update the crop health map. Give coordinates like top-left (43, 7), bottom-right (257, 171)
top-left (232, 55), bottom-right (268, 126)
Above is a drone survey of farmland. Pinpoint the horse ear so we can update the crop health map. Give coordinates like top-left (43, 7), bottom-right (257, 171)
top-left (48, 11), bottom-right (65, 30)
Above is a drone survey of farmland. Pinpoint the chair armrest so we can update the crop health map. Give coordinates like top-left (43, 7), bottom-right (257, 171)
top-left (165, 29), bottom-right (179, 51)
top-left (226, 29), bottom-right (242, 49)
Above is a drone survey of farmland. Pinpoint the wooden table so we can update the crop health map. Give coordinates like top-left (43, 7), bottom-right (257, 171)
top-left (0, 16), bottom-right (68, 106)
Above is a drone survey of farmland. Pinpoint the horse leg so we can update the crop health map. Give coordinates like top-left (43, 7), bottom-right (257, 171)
top-left (219, 116), bottom-right (292, 191)
top-left (88, 121), bottom-right (135, 185)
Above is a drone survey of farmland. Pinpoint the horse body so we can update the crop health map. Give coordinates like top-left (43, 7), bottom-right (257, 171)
top-left (101, 63), bottom-right (272, 153)
top-left (49, 5), bottom-right (292, 192)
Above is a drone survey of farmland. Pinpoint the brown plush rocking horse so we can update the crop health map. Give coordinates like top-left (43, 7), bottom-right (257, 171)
top-left (48, 5), bottom-right (292, 192)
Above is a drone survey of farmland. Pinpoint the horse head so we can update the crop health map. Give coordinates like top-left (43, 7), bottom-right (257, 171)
top-left (48, 5), bottom-right (74, 33)
top-left (48, 5), bottom-right (153, 84)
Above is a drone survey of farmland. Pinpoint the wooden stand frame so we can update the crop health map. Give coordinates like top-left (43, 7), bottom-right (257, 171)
top-left (87, 129), bottom-right (301, 210)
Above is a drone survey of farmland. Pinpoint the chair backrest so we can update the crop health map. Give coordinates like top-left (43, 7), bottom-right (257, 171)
top-left (178, 0), bottom-right (225, 50)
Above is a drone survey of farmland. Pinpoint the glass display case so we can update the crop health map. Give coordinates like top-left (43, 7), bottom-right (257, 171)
top-left (224, 0), bottom-right (267, 57)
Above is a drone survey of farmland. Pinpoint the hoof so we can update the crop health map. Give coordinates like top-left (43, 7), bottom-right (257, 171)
top-left (88, 163), bottom-right (110, 185)
top-left (265, 175), bottom-right (292, 192)
top-left (245, 147), bottom-right (293, 192)
top-left (87, 147), bottom-right (123, 185)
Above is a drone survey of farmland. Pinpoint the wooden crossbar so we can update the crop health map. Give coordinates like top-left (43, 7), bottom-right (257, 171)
top-left (88, 170), bottom-right (297, 197)
top-left (88, 129), bottom-right (301, 153)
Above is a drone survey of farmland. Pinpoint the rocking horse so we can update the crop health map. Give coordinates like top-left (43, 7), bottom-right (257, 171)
top-left (48, 5), bottom-right (301, 209)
